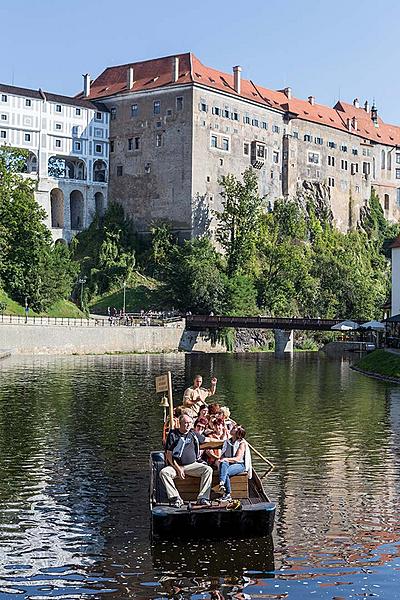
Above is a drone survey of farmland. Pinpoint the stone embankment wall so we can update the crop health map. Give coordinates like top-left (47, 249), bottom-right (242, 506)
top-left (234, 329), bottom-right (273, 352)
top-left (0, 323), bottom-right (227, 355)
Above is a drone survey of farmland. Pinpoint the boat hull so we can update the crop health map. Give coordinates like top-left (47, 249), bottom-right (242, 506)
top-left (150, 451), bottom-right (275, 539)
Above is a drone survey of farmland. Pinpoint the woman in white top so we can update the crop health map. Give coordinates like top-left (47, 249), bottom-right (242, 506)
top-left (216, 425), bottom-right (251, 501)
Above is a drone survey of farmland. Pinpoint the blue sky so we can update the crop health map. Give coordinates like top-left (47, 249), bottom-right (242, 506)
top-left (1, 0), bottom-right (399, 123)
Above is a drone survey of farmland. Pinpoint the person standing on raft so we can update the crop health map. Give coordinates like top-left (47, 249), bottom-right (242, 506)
top-left (183, 374), bottom-right (217, 418)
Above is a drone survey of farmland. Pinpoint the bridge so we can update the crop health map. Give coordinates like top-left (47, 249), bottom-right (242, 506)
top-left (185, 315), bottom-right (350, 353)
top-left (186, 315), bottom-right (346, 332)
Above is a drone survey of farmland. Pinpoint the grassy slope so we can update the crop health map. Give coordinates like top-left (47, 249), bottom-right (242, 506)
top-left (0, 289), bottom-right (84, 318)
top-left (90, 278), bottom-right (165, 314)
top-left (355, 349), bottom-right (400, 379)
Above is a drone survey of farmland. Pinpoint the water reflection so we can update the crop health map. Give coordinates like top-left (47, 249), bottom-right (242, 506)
top-left (0, 353), bottom-right (400, 598)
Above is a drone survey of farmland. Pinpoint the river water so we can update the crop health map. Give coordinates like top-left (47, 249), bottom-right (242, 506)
top-left (0, 352), bottom-right (400, 599)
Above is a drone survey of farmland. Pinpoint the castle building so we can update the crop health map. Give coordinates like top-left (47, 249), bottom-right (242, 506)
top-left (0, 83), bottom-right (109, 242)
top-left (81, 52), bottom-right (400, 239)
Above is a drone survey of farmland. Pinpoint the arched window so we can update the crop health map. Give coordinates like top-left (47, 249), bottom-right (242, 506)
top-left (70, 190), bottom-right (84, 229)
top-left (93, 160), bottom-right (107, 182)
top-left (95, 192), bottom-right (105, 216)
top-left (50, 188), bottom-right (64, 228)
top-left (384, 194), bottom-right (390, 210)
top-left (381, 149), bottom-right (386, 170)
top-left (387, 151), bottom-right (392, 171)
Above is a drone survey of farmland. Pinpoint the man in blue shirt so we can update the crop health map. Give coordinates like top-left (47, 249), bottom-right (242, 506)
top-left (160, 414), bottom-right (213, 508)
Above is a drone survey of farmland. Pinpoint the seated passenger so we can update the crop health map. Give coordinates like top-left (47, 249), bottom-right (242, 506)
top-left (159, 414), bottom-right (213, 507)
top-left (220, 406), bottom-right (234, 432)
top-left (216, 425), bottom-right (252, 501)
top-left (198, 404), bottom-right (209, 419)
top-left (205, 417), bottom-right (229, 467)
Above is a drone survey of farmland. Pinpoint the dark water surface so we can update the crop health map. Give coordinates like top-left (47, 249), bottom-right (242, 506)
top-left (1, 353), bottom-right (400, 599)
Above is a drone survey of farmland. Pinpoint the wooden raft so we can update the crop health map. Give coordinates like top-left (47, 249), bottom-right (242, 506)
top-left (175, 472), bottom-right (249, 501)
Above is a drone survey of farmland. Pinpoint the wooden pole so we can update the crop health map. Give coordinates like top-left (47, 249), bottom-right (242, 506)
top-left (247, 441), bottom-right (275, 471)
top-left (167, 371), bottom-right (174, 430)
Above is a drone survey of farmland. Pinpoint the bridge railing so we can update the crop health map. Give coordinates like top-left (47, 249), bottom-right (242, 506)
top-left (185, 315), bottom-right (348, 331)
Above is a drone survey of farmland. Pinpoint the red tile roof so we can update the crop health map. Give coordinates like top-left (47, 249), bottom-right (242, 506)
top-left (84, 52), bottom-right (400, 146)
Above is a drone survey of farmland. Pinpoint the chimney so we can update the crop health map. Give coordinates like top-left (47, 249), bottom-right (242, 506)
top-left (233, 65), bottom-right (242, 94)
top-left (371, 103), bottom-right (378, 126)
top-left (364, 100), bottom-right (370, 113)
top-left (308, 95), bottom-right (315, 105)
top-left (283, 86), bottom-right (292, 100)
top-left (172, 56), bottom-right (179, 83)
top-left (83, 73), bottom-right (91, 97)
top-left (347, 118), bottom-right (352, 131)
top-left (127, 67), bottom-right (134, 90)
top-left (353, 98), bottom-right (359, 108)
top-left (352, 116), bottom-right (358, 131)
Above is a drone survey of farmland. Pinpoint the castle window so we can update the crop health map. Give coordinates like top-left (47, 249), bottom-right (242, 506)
top-left (25, 99), bottom-right (32, 107)
top-left (352, 148), bottom-right (358, 155)
top-left (134, 137), bottom-right (140, 150)
top-left (153, 101), bottom-right (161, 115)
top-left (327, 155), bottom-right (335, 166)
top-left (55, 123), bottom-right (62, 130)
top-left (304, 134), bottom-right (312, 142)
top-left (340, 144), bottom-right (348, 152)
top-left (292, 131), bottom-right (299, 138)
top-left (0, 114), bottom-right (6, 121)
top-left (110, 108), bottom-right (116, 120)
top-left (232, 111), bottom-right (239, 121)
top-left (128, 138), bottom-right (133, 150)
top-left (396, 169), bottom-right (400, 179)
top-left (243, 142), bottom-right (249, 155)
top-left (328, 141), bottom-right (337, 149)
top-left (308, 152), bottom-right (319, 164)
top-left (397, 189), bottom-right (400, 207)
top-left (244, 115), bottom-right (250, 124)
top-left (381, 149), bottom-right (386, 169)
top-left (384, 194), bottom-right (389, 210)
top-left (24, 133), bottom-right (31, 142)
top-left (341, 159), bottom-right (348, 170)
top-left (213, 106), bottom-right (221, 116)
top-left (200, 101), bottom-right (208, 112)
top-left (314, 137), bottom-right (323, 145)
top-left (176, 97), bottom-right (183, 111)
top-left (211, 135), bottom-right (217, 148)
top-left (272, 124), bottom-right (280, 133)
top-left (252, 118), bottom-right (259, 127)
top-left (0, 130), bottom-right (7, 138)
top-left (273, 151), bottom-right (279, 163)
top-left (222, 138), bottom-right (229, 151)
top-left (131, 103), bottom-right (138, 117)
top-left (262, 121), bottom-right (268, 130)
top-left (1, 94), bottom-right (7, 102)
top-left (117, 166), bottom-right (123, 176)
top-left (224, 108), bottom-right (230, 118)
top-left (156, 133), bottom-right (162, 147)
top-left (396, 153), bottom-right (400, 164)
top-left (110, 140), bottom-right (114, 152)
top-left (55, 139), bottom-right (61, 148)
top-left (95, 144), bottom-right (102, 154)
top-left (74, 141), bottom-right (81, 151)
top-left (76, 108), bottom-right (81, 116)
top-left (55, 104), bottom-right (62, 112)
top-left (328, 177), bottom-right (335, 187)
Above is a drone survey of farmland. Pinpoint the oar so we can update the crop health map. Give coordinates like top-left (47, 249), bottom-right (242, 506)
top-left (246, 441), bottom-right (275, 479)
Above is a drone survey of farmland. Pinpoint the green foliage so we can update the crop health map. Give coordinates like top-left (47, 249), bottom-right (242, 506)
top-left (148, 221), bottom-right (175, 278)
top-left (163, 237), bottom-right (226, 313)
top-left (0, 147), bottom-right (78, 311)
top-left (215, 168), bottom-right (265, 276)
top-left (73, 203), bottom-right (137, 299)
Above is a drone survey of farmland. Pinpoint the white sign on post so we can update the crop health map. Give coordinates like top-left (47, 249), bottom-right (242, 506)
top-left (155, 374), bottom-right (169, 393)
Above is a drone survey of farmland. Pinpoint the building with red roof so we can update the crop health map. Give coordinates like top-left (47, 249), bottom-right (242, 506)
top-left (78, 52), bottom-right (400, 237)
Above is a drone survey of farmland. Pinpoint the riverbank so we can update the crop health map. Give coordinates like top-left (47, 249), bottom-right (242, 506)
top-left (352, 349), bottom-right (400, 383)
top-left (0, 322), bottom-right (226, 355)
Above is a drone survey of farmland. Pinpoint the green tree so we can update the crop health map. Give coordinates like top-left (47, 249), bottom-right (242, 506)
top-left (215, 168), bottom-right (265, 276)
top-left (0, 147), bottom-right (77, 310)
top-left (163, 237), bottom-right (226, 313)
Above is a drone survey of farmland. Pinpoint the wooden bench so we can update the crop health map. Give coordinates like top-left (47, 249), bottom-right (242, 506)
top-left (175, 471), bottom-right (249, 501)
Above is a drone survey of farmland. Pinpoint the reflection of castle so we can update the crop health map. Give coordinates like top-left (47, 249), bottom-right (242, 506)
top-left (0, 82), bottom-right (109, 242)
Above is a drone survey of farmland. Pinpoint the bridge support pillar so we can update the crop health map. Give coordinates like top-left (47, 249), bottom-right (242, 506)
top-left (274, 329), bottom-right (294, 354)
